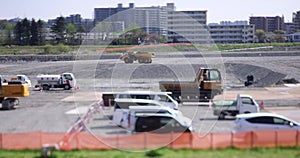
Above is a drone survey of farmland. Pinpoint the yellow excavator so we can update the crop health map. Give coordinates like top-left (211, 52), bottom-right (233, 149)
top-left (0, 76), bottom-right (29, 110)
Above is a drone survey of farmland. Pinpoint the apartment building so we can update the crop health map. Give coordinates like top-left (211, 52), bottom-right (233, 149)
top-left (208, 21), bottom-right (255, 44)
top-left (249, 16), bottom-right (284, 32)
top-left (65, 14), bottom-right (82, 30)
top-left (94, 3), bottom-right (170, 35)
top-left (293, 11), bottom-right (300, 32)
top-left (167, 10), bottom-right (209, 43)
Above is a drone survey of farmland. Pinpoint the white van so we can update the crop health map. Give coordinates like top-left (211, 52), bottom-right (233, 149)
top-left (114, 91), bottom-right (179, 110)
top-left (112, 98), bottom-right (175, 127)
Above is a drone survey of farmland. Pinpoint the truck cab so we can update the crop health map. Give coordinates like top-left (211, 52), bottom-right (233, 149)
top-left (61, 73), bottom-right (76, 90)
top-left (11, 75), bottom-right (32, 87)
top-left (237, 94), bottom-right (260, 114)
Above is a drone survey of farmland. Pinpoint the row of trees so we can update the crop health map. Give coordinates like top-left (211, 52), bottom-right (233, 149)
top-left (0, 17), bottom-right (162, 46)
top-left (14, 18), bottom-right (45, 46)
top-left (0, 17), bottom-right (87, 46)
top-left (255, 29), bottom-right (286, 43)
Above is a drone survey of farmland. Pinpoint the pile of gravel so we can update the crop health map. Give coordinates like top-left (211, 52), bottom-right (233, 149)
top-left (225, 63), bottom-right (286, 87)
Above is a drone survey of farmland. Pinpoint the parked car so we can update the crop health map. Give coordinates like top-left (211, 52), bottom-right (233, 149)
top-left (130, 113), bottom-right (194, 134)
top-left (112, 99), bottom-right (176, 127)
top-left (232, 113), bottom-right (300, 133)
top-left (118, 106), bottom-right (182, 129)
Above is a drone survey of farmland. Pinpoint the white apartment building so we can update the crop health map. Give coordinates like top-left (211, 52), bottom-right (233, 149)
top-left (95, 3), bottom-right (172, 36)
top-left (208, 21), bottom-right (255, 44)
top-left (133, 6), bottom-right (168, 35)
top-left (167, 10), bottom-right (210, 43)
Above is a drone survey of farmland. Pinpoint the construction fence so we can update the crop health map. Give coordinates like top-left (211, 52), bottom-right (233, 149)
top-left (0, 130), bottom-right (299, 150)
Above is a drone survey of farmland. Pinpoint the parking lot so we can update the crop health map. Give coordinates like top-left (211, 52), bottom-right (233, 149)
top-left (1, 87), bottom-right (299, 138)
top-left (0, 51), bottom-right (300, 136)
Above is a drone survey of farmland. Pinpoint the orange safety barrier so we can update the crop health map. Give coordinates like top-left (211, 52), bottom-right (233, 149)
top-left (0, 130), bottom-right (299, 150)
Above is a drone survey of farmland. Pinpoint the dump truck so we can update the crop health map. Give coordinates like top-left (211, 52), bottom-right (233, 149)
top-left (120, 51), bottom-right (154, 63)
top-left (34, 73), bottom-right (76, 90)
top-left (159, 68), bottom-right (222, 102)
top-left (212, 94), bottom-right (260, 120)
top-left (0, 76), bottom-right (30, 110)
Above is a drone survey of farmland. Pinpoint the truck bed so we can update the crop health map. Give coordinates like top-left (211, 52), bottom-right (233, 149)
top-left (159, 81), bottom-right (198, 90)
top-left (212, 100), bottom-right (237, 107)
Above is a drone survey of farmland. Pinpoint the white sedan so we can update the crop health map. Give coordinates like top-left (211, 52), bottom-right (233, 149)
top-left (232, 112), bottom-right (300, 133)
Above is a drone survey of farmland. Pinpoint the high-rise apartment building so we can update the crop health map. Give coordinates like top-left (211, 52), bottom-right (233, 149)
top-left (167, 10), bottom-right (209, 43)
top-left (94, 3), bottom-right (134, 22)
top-left (293, 11), bottom-right (300, 32)
top-left (250, 16), bottom-right (284, 32)
top-left (65, 14), bottom-right (82, 30)
top-left (284, 22), bottom-right (296, 34)
top-left (94, 3), bottom-right (170, 35)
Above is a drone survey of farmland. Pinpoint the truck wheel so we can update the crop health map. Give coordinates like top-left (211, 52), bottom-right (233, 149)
top-left (218, 113), bottom-right (225, 120)
top-left (138, 58), bottom-right (143, 63)
top-left (128, 59), bottom-right (133, 63)
top-left (124, 58), bottom-right (133, 64)
top-left (64, 85), bottom-right (70, 90)
top-left (2, 99), bottom-right (13, 110)
top-left (124, 58), bottom-right (130, 63)
top-left (43, 85), bottom-right (50, 90)
top-left (11, 98), bottom-right (19, 106)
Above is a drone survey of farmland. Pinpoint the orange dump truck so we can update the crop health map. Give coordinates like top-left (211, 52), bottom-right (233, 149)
top-left (0, 76), bottom-right (29, 110)
top-left (120, 51), bottom-right (154, 63)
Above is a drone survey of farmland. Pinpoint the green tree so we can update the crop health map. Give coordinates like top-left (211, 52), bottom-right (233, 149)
top-left (51, 16), bottom-right (66, 44)
top-left (160, 35), bottom-right (167, 43)
top-left (21, 18), bottom-right (31, 45)
top-left (77, 25), bottom-right (85, 44)
top-left (30, 19), bottom-right (38, 45)
top-left (270, 30), bottom-right (286, 43)
top-left (255, 29), bottom-right (266, 43)
top-left (14, 21), bottom-right (22, 45)
top-left (37, 20), bottom-right (45, 45)
top-left (66, 24), bottom-right (77, 45)
top-left (4, 22), bottom-right (13, 45)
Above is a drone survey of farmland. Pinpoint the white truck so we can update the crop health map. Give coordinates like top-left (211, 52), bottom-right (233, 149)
top-left (212, 94), bottom-right (260, 120)
top-left (35, 73), bottom-right (76, 90)
top-left (11, 75), bottom-right (32, 87)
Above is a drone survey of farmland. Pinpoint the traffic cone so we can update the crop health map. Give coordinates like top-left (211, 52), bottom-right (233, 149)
top-left (59, 135), bottom-right (71, 150)
top-left (209, 99), bottom-right (212, 110)
top-left (260, 100), bottom-right (264, 110)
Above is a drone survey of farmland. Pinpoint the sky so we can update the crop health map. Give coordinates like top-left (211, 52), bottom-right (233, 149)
top-left (0, 0), bottom-right (299, 23)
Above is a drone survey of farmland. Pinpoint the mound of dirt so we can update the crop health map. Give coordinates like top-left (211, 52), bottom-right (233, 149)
top-left (225, 63), bottom-right (286, 87)
top-left (276, 78), bottom-right (299, 85)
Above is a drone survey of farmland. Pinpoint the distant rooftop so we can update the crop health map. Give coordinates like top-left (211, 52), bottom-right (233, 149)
top-left (208, 20), bottom-right (249, 26)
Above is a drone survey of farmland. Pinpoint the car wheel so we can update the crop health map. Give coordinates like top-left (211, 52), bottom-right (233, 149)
top-left (218, 113), bottom-right (225, 120)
